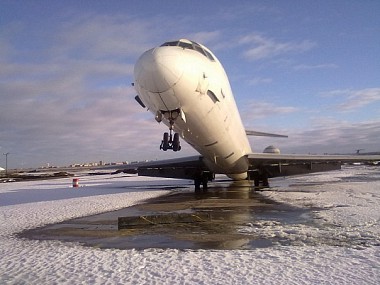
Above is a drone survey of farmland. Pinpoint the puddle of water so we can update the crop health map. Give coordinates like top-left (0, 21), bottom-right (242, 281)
top-left (20, 179), bottom-right (379, 250)
top-left (19, 181), bottom-right (316, 250)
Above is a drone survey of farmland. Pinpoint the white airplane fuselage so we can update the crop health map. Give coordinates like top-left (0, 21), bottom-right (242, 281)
top-left (134, 39), bottom-right (252, 180)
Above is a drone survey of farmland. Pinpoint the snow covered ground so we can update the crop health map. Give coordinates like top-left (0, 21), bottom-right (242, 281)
top-left (0, 167), bottom-right (379, 284)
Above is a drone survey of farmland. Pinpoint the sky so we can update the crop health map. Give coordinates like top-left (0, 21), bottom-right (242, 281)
top-left (0, 0), bottom-right (379, 169)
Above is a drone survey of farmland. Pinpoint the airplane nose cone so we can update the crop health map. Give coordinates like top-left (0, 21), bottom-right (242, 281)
top-left (134, 47), bottom-right (184, 93)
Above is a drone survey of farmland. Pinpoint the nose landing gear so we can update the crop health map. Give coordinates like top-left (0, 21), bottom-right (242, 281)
top-left (158, 109), bottom-right (182, 152)
top-left (160, 130), bottom-right (181, 151)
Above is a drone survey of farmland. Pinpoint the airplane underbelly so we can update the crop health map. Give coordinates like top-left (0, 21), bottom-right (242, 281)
top-left (171, 91), bottom-right (251, 175)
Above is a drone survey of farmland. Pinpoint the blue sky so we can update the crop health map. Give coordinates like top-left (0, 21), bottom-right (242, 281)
top-left (1, 0), bottom-right (379, 169)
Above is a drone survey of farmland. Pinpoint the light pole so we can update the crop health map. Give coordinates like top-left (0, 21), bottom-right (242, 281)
top-left (3, 152), bottom-right (9, 176)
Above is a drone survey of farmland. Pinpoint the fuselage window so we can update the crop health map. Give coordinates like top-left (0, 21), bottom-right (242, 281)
top-left (207, 90), bottom-right (220, 103)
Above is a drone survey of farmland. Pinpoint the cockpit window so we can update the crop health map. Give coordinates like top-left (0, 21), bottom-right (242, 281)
top-left (191, 41), bottom-right (215, 61)
top-left (161, 41), bottom-right (179, 46)
top-left (178, 41), bottom-right (193, 49)
top-left (192, 42), bottom-right (207, 56)
top-left (160, 40), bottom-right (215, 61)
top-left (203, 49), bottom-right (215, 61)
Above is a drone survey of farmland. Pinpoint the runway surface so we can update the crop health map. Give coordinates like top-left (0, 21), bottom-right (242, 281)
top-left (20, 169), bottom-right (379, 251)
top-left (20, 181), bottom-right (309, 250)
top-left (1, 166), bottom-right (379, 284)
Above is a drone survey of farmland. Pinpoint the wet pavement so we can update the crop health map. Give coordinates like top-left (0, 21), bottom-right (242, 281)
top-left (20, 179), bottom-right (318, 250)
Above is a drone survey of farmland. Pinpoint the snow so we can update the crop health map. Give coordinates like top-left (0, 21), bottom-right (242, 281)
top-left (1, 167), bottom-right (379, 284)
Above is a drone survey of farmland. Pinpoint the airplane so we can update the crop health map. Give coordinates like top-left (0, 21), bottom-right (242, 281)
top-left (126, 39), bottom-right (380, 192)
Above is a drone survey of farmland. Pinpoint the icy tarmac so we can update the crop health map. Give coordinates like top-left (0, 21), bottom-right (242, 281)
top-left (1, 166), bottom-right (379, 284)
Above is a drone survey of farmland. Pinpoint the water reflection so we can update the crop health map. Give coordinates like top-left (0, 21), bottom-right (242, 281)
top-left (20, 180), bottom-right (307, 250)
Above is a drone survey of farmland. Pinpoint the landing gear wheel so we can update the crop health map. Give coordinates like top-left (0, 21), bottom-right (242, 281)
top-left (194, 179), bottom-right (202, 193)
top-left (162, 132), bottom-right (169, 151)
top-left (159, 131), bottom-right (181, 152)
top-left (173, 133), bottom-right (181, 152)
top-left (252, 172), bottom-right (260, 187)
top-left (194, 172), bottom-right (210, 193)
top-left (202, 175), bottom-right (208, 192)
top-left (262, 174), bottom-right (269, 187)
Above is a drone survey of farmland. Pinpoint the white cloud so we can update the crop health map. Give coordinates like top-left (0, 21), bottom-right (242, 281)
top-left (321, 88), bottom-right (380, 111)
top-left (0, 14), bottom-right (176, 168)
top-left (247, 77), bottom-right (273, 86)
top-left (242, 101), bottom-right (298, 121)
top-left (287, 120), bottom-right (380, 153)
top-left (2, 10), bottom-right (221, 168)
top-left (250, 119), bottom-right (380, 154)
top-left (53, 14), bottom-right (156, 60)
top-left (0, 39), bottom-right (11, 61)
top-left (189, 31), bottom-right (221, 45)
top-left (238, 33), bottom-right (316, 61)
top-left (294, 63), bottom-right (338, 70)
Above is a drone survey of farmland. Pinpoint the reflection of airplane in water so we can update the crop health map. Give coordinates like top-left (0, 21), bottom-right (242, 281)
top-left (124, 39), bottom-right (380, 191)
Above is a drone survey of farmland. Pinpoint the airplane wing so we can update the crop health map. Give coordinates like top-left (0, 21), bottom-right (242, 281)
top-left (247, 153), bottom-right (380, 179)
top-left (97, 153), bottom-right (379, 186)
top-left (133, 155), bottom-right (209, 179)
top-left (245, 130), bottom-right (288, 138)
top-left (248, 153), bottom-right (380, 164)
top-left (99, 155), bottom-right (208, 180)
